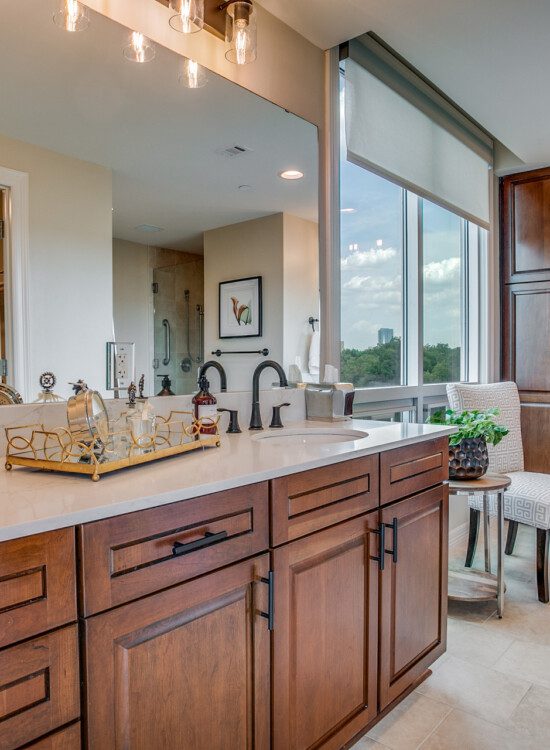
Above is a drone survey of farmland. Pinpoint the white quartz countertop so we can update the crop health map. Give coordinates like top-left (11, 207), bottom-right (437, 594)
top-left (0, 420), bottom-right (454, 542)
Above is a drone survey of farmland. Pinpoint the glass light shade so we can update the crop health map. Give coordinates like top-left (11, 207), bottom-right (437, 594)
top-left (53, 0), bottom-right (89, 32)
top-left (123, 32), bottom-right (156, 63)
top-left (169, 0), bottom-right (204, 34)
top-left (225, 1), bottom-right (257, 65)
top-left (179, 59), bottom-right (207, 89)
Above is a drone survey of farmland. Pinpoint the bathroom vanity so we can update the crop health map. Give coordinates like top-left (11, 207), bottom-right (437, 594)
top-left (0, 422), bottom-right (451, 750)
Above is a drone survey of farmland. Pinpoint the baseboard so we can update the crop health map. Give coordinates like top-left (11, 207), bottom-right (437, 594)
top-left (449, 521), bottom-right (469, 548)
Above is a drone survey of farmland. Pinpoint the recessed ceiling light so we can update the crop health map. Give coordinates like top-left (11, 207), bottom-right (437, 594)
top-left (341, 207), bottom-right (357, 214)
top-left (279, 170), bottom-right (304, 180)
top-left (238, 184), bottom-right (252, 191)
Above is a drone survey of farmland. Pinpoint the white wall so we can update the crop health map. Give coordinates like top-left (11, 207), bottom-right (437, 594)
top-left (0, 133), bottom-right (112, 399)
top-left (112, 239), bottom-right (152, 391)
top-left (283, 214), bottom-right (320, 376)
top-left (204, 214), bottom-right (284, 392)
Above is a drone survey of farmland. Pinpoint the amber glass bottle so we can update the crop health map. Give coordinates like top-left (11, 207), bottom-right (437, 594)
top-left (192, 376), bottom-right (217, 437)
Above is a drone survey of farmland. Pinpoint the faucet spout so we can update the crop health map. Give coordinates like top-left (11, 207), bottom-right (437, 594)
top-left (198, 361), bottom-right (227, 392)
top-left (250, 360), bottom-right (288, 430)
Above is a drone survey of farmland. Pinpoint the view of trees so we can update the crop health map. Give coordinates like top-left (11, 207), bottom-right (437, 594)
top-left (341, 337), bottom-right (460, 387)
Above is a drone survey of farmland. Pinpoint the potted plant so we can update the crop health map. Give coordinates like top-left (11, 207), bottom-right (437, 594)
top-left (428, 408), bottom-right (509, 480)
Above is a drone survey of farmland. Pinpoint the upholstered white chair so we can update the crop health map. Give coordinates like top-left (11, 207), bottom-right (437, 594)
top-left (446, 382), bottom-right (550, 603)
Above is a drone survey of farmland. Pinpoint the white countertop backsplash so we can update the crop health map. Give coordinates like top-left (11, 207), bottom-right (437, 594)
top-left (0, 386), bottom-right (453, 541)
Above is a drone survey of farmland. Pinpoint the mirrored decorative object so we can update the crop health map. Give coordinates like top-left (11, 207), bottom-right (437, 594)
top-left (225, 1), bottom-right (257, 65)
top-left (67, 389), bottom-right (110, 445)
top-left (123, 31), bottom-right (156, 64)
top-left (0, 384), bottom-right (23, 406)
top-left (179, 58), bottom-right (207, 89)
top-left (53, 0), bottom-right (89, 32)
top-left (169, 0), bottom-right (204, 34)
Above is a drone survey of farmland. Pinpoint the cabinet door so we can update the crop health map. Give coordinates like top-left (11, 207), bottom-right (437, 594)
top-left (84, 555), bottom-right (270, 750)
top-left (379, 485), bottom-right (448, 709)
top-left (272, 513), bottom-right (379, 750)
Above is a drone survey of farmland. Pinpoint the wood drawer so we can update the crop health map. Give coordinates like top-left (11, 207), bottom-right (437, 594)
top-left (26, 723), bottom-right (81, 749)
top-left (0, 529), bottom-right (77, 649)
top-left (271, 455), bottom-right (379, 546)
top-left (380, 437), bottom-right (449, 506)
top-left (0, 626), bottom-right (80, 750)
top-left (79, 482), bottom-right (269, 616)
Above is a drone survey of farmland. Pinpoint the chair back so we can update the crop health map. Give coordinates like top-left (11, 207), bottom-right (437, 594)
top-left (446, 382), bottom-right (524, 474)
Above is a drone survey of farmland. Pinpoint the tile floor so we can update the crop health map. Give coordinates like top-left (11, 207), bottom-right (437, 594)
top-left (351, 522), bottom-right (550, 749)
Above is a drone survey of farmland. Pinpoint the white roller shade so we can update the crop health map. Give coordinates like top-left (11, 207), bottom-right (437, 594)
top-left (345, 40), bottom-right (492, 228)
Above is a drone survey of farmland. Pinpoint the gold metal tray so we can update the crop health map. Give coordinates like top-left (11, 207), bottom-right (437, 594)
top-left (5, 411), bottom-right (220, 481)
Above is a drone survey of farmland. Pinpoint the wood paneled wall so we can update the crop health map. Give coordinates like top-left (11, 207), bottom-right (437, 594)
top-left (501, 167), bottom-right (550, 472)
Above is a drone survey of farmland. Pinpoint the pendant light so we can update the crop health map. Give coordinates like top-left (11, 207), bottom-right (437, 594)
top-left (123, 31), bottom-right (156, 63)
top-left (53, 0), bottom-right (89, 32)
top-left (169, 0), bottom-right (204, 34)
top-left (179, 59), bottom-right (207, 89)
top-left (223, 0), bottom-right (257, 65)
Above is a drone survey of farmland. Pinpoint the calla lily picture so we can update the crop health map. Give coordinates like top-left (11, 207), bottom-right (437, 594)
top-left (219, 276), bottom-right (262, 338)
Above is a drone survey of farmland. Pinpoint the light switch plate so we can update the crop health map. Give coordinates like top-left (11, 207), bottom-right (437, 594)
top-left (106, 342), bottom-right (135, 392)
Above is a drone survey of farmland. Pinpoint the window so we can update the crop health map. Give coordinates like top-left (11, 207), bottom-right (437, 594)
top-left (338, 66), bottom-right (487, 410)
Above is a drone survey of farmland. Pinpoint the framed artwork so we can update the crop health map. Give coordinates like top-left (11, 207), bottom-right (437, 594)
top-left (219, 276), bottom-right (263, 338)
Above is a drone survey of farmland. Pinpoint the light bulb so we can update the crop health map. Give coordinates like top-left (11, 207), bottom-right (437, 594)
top-left (179, 59), bottom-right (207, 89)
top-left (53, 0), bottom-right (89, 32)
top-left (123, 31), bottom-right (156, 63)
top-left (225, 1), bottom-right (257, 65)
top-left (169, 0), bottom-right (204, 34)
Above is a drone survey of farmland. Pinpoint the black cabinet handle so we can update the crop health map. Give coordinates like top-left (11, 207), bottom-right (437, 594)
top-left (259, 570), bottom-right (274, 630)
top-left (385, 518), bottom-right (398, 564)
top-left (172, 530), bottom-right (228, 557)
top-left (371, 522), bottom-right (386, 571)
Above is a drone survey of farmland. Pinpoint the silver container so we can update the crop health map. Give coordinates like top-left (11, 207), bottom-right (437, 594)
top-left (67, 389), bottom-right (110, 445)
top-left (305, 383), bottom-right (355, 422)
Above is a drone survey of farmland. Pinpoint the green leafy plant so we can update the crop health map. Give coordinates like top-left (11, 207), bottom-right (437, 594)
top-left (428, 408), bottom-right (509, 447)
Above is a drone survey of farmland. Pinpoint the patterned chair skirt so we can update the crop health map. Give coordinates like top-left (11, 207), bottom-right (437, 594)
top-left (467, 472), bottom-right (550, 530)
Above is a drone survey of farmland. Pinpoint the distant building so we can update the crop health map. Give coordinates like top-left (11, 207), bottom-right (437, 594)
top-left (378, 328), bottom-right (394, 345)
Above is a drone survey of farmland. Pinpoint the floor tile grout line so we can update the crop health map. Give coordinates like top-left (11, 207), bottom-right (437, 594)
top-left (414, 704), bottom-right (454, 749)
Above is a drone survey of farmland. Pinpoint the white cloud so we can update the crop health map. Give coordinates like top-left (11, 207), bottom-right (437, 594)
top-left (343, 274), bottom-right (401, 292)
top-left (423, 257), bottom-right (460, 285)
top-left (341, 246), bottom-right (397, 269)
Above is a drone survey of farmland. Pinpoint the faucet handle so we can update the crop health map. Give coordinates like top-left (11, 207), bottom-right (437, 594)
top-left (270, 402), bottom-right (291, 429)
top-left (217, 408), bottom-right (241, 434)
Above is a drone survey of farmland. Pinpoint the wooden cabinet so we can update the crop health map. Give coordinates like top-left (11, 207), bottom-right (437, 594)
top-left (378, 485), bottom-right (449, 709)
top-left (84, 554), bottom-right (271, 750)
top-left (272, 513), bottom-right (379, 750)
top-left (25, 724), bottom-right (81, 749)
top-left (0, 528), bottom-right (77, 648)
top-left (271, 455), bottom-right (379, 546)
top-left (0, 626), bottom-right (80, 750)
top-left (380, 437), bottom-right (448, 506)
top-left (501, 167), bottom-right (550, 472)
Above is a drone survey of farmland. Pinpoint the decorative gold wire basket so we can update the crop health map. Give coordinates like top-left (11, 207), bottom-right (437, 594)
top-left (4, 411), bottom-right (221, 481)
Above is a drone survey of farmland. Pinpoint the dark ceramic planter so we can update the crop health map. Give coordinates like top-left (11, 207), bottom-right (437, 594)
top-left (448, 437), bottom-right (489, 480)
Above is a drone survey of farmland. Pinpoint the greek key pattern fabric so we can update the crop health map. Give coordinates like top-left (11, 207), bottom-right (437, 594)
top-left (446, 382), bottom-right (524, 474)
top-left (467, 471), bottom-right (550, 529)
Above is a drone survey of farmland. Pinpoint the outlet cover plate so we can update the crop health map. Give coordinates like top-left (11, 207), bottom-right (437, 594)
top-left (106, 342), bottom-right (135, 391)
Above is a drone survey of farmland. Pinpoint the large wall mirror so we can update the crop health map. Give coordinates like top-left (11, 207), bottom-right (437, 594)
top-left (0, 0), bottom-right (319, 402)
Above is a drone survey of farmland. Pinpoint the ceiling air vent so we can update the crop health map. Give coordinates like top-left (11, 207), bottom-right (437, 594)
top-left (135, 224), bottom-right (164, 233)
top-left (215, 144), bottom-right (253, 159)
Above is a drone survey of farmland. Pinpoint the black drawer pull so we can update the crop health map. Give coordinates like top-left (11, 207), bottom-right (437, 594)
top-left (259, 570), bottom-right (274, 631)
top-left (371, 522), bottom-right (386, 571)
top-left (172, 530), bottom-right (228, 557)
top-left (385, 518), bottom-right (398, 563)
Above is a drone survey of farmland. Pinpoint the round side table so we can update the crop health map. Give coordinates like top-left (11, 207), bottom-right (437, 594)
top-left (447, 474), bottom-right (511, 618)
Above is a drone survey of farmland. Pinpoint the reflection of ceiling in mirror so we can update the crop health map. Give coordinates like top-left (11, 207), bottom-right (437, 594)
top-left (0, 0), bottom-right (318, 253)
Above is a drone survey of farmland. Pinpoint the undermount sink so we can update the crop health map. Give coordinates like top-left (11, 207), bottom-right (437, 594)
top-left (251, 427), bottom-right (369, 446)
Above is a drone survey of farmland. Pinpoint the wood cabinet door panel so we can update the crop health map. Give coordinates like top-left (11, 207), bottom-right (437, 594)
top-left (502, 169), bottom-right (550, 283)
top-left (271, 455), bottom-right (379, 546)
top-left (272, 514), bottom-right (379, 750)
top-left (0, 528), bottom-right (77, 648)
top-left (79, 482), bottom-right (269, 616)
top-left (379, 485), bottom-right (448, 709)
top-left (502, 281), bottom-right (550, 391)
top-left (85, 555), bottom-right (270, 750)
top-left (26, 723), bottom-right (81, 749)
top-left (0, 626), bottom-right (80, 750)
top-left (380, 438), bottom-right (448, 506)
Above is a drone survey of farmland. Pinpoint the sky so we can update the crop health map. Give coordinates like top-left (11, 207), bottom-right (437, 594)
top-left (339, 75), bottom-right (465, 352)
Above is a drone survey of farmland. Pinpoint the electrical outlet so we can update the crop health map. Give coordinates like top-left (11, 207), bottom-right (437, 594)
top-left (106, 342), bottom-right (135, 392)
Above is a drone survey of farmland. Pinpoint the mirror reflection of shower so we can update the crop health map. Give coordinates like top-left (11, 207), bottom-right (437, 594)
top-left (153, 254), bottom-right (204, 395)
